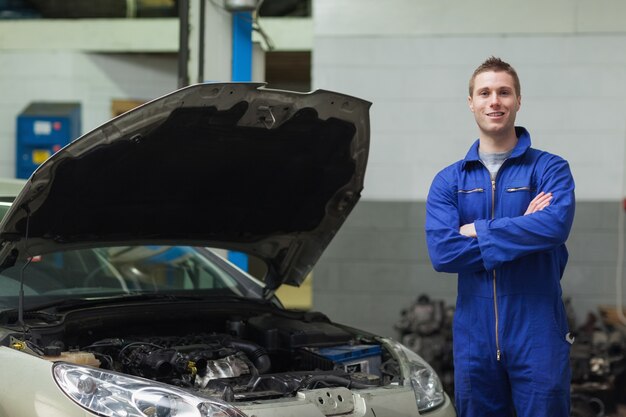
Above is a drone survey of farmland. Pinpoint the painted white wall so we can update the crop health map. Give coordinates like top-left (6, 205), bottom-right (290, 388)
top-left (313, 0), bottom-right (626, 201)
top-left (0, 51), bottom-right (178, 178)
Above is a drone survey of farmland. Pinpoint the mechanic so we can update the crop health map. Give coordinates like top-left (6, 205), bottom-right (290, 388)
top-left (425, 56), bottom-right (575, 417)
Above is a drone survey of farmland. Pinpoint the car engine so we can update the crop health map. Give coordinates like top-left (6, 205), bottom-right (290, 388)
top-left (5, 303), bottom-right (396, 402)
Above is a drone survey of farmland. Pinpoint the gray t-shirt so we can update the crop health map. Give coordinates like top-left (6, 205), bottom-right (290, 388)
top-left (479, 149), bottom-right (513, 180)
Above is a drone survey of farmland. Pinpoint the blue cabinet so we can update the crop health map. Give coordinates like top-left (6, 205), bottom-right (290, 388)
top-left (16, 102), bottom-right (81, 179)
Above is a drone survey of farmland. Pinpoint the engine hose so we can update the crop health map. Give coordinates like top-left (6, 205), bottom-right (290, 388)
top-left (224, 339), bottom-right (271, 374)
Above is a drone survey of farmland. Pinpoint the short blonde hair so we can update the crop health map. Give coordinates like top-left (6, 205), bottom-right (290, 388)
top-left (469, 56), bottom-right (521, 97)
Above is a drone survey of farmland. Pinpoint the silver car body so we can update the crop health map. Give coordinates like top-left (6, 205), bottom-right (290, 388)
top-left (0, 83), bottom-right (455, 417)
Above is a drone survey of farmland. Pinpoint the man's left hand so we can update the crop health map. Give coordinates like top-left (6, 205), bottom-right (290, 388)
top-left (460, 223), bottom-right (477, 238)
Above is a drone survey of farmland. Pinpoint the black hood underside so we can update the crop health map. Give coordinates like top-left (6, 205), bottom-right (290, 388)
top-left (25, 104), bottom-right (355, 240)
top-left (0, 83), bottom-right (371, 289)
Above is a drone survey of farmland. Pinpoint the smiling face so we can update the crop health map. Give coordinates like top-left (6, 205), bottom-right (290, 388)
top-left (468, 70), bottom-right (521, 147)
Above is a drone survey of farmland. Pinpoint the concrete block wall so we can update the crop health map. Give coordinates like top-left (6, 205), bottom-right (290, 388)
top-left (313, 35), bottom-right (626, 201)
top-left (312, 201), bottom-right (450, 338)
top-left (311, 0), bottom-right (626, 335)
top-left (0, 51), bottom-right (177, 178)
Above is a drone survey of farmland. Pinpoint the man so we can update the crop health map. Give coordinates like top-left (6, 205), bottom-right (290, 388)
top-left (425, 57), bottom-right (575, 417)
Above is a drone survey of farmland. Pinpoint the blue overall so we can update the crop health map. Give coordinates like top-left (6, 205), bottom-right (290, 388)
top-left (425, 127), bottom-right (575, 417)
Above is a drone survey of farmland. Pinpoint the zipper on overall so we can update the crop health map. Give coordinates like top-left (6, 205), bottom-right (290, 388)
top-left (491, 178), bottom-right (501, 362)
top-left (480, 159), bottom-right (502, 362)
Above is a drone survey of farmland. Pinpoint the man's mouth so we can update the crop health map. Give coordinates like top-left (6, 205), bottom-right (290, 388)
top-left (487, 112), bottom-right (505, 117)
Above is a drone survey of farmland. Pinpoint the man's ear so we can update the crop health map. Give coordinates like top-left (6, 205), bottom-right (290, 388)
top-left (468, 96), bottom-right (474, 112)
top-left (517, 95), bottom-right (522, 110)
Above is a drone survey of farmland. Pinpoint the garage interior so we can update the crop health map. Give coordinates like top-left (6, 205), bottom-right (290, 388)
top-left (1, 0), bottom-right (626, 416)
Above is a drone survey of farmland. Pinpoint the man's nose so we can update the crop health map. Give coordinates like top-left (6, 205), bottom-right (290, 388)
top-left (489, 92), bottom-right (501, 106)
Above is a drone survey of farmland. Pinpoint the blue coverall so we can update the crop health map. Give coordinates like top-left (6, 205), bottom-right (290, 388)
top-left (425, 127), bottom-right (575, 417)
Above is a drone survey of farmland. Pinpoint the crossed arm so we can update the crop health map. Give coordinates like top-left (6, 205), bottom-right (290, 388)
top-left (459, 191), bottom-right (553, 238)
top-left (426, 156), bottom-right (575, 273)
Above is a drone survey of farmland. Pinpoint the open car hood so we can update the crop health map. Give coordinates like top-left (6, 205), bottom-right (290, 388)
top-left (0, 83), bottom-right (371, 290)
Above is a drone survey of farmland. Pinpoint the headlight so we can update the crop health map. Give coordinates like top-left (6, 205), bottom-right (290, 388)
top-left (382, 338), bottom-right (445, 413)
top-left (53, 363), bottom-right (247, 417)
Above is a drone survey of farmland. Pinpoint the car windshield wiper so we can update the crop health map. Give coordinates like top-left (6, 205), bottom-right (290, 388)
top-left (0, 299), bottom-right (92, 324)
top-left (115, 292), bottom-right (268, 304)
top-left (0, 293), bottom-right (274, 325)
top-left (0, 293), bottom-right (198, 317)
top-left (18, 292), bottom-right (262, 313)
top-left (1, 297), bottom-right (112, 318)
top-left (29, 293), bottom-right (214, 312)
top-left (0, 307), bottom-right (61, 325)
top-left (112, 293), bottom-right (277, 311)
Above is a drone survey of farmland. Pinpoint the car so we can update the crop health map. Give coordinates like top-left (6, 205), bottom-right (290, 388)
top-left (0, 83), bottom-right (456, 417)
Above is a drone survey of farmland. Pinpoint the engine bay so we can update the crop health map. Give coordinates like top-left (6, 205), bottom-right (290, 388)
top-left (2, 302), bottom-right (400, 402)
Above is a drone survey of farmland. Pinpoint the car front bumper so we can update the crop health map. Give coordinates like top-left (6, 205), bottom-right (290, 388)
top-left (0, 346), bottom-right (456, 417)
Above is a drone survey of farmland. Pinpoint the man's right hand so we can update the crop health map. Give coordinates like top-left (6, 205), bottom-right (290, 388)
top-left (524, 191), bottom-right (552, 215)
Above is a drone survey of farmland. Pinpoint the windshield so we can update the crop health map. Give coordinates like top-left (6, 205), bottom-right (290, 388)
top-left (0, 245), bottom-right (265, 310)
